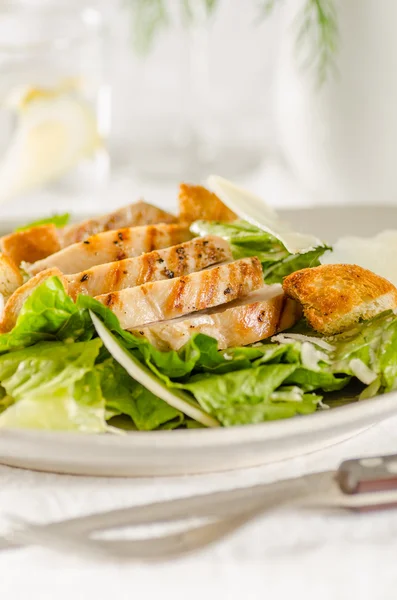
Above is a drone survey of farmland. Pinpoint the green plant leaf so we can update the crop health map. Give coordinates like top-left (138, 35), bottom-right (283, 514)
top-left (16, 213), bottom-right (70, 232)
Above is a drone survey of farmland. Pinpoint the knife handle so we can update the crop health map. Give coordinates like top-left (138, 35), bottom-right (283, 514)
top-left (337, 454), bottom-right (397, 496)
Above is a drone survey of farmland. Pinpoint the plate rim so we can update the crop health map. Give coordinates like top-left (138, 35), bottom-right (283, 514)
top-left (2, 389), bottom-right (397, 449)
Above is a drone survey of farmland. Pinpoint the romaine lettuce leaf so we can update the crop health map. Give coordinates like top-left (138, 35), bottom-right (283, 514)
top-left (284, 367), bottom-right (350, 392)
top-left (190, 220), bottom-right (329, 283)
top-left (0, 338), bottom-right (106, 431)
top-left (16, 213), bottom-right (70, 232)
top-left (98, 358), bottom-right (183, 430)
top-left (263, 247), bottom-right (331, 284)
top-left (0, 277), bottom-right (93, 354)
top-left (183, 364), bottom-right (320, 425)
top-left (331, 311), bottom-right (397, 393)
top-left (0, 385), bottom-right (12, 415)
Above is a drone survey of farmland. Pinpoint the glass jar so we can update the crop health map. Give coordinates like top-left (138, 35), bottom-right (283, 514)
top-left (0, 0), bottom-right (110, 210)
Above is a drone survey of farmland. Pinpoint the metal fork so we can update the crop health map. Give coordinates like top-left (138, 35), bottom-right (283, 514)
top-left (4, 452), bottom-right (397, 561)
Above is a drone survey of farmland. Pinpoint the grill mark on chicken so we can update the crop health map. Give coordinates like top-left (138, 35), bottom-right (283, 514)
top-left (1, 203), bottom-right (177, 266)
top-left (60, 202), bottom-right (177, 246)
top-left (167, 277), bottom-right (188, 311)
top-left (129, 287), bottom-right (301, 351)
top-left (65, 236), bottom-right (231, 299)
top-left (105, 293), bottom-right (117, 308)
top-left (27, 223), bottom-right (192, 275)
top-left (274, 293), bottom-right (286, 330)
top-left (145, 226), bottom-right (156, 253)
top-left (141, 253), bottom-right (157, 283)
top-left (95, 257), bottom-right (263, 330)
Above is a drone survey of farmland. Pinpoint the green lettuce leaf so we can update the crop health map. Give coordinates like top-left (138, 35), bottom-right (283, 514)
top-left (98, 358), bottom-right (183, 430)
top-left (331, 311), bottom-right (397, 393)
top-left (263, 247), bottom-right (331, 284)
top-left (0, 338), bottom-right (106, 431)
top-left (16, 213), bottom-right (70, 232)
top-left (183, 364), bottom-right (320, 425)
top-left (0, 277), bottom-right (93, 354)
top-left (284, 368), bottom-right (350, 392)
top-left (190, 220), bottom-right (329, 283)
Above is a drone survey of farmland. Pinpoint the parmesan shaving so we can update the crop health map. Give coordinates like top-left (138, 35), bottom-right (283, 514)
top-left (301, 342), bottom-right (329, 372)
top-left (207, 175), bottom-right (324, 254)
top-left (349, 358), bottom-right (377, 385)
top-left (272, 332), bottom-right (335, 351)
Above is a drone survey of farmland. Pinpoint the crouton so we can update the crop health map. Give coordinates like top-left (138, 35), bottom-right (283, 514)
top-left (0, 253), bottom-right (23, 300)
top-left (1, 224), bottom-right (61, 266)
top-left (0, 268), bottom-right (67, 333)
top-left (283, 263), bottom-right (397, 335)
top-left (178, 183), bottom-right (237, 223)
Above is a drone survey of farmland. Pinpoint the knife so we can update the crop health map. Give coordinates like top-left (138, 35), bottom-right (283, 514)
top-left (2, 452), bottom-right (397, 559)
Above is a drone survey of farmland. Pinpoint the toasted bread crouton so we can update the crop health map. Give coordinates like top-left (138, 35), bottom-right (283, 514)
top-left (0, 268), bottom-right (67, 333)
top-left (283, 264), bottom-right (397, 335)
top-left (179, 184), bottom-right (237, 223)
top-left (0, 254), bottom-right (23, 300)
top-left (1, 224), bottom-right (61, 266)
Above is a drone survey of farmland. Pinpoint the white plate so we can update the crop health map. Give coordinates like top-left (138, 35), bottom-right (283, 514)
top-left (1, 205), bottom-right (397, 477)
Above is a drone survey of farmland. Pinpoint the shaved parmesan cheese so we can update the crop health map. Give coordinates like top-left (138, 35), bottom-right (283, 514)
top-left (272, 332), bottom-right (335, 351)
top-left (90, 312), bottom-right (220, 428)
top-left (207, 175), bottom-right (324, 254)
top-left (301, 342), bottom-right (330, 371)
top-left (321, 230), bottom-right (397, 286)
top-left (349, 358), bottom-right (377, 385)
top-left (271, 386), bottom-right (303, 402)
top-left (318, 399), bottom-right (330, 410)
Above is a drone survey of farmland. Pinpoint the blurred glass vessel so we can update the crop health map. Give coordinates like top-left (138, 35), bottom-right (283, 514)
top-left (0, 0), bottom-right (110, 207)
top-left (112, 0), bottom-right (276, 182)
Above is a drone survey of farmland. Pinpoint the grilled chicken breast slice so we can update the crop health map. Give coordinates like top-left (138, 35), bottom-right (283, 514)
top-left (95, 257), bottom-right (263, 330)
top-left (60, 201), bottom-right (177, 246)
top-left (0, 254), bottom-right (23, 301)
top-left (1, 202), bottom-right (176, 266)
top-left (27, 223), bottom-right (192, 276)
top-left (0, 268), bottom-right (67, 333)
top-left (130, 287), bottom-right (301, 350)
top-left (66, 236), bottom-right (232, 300)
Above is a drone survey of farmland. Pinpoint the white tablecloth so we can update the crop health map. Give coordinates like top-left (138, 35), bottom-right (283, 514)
top-left (2, 169), bottom-right (397, 599)
top-left (2, 416), bottom-right (397, 600)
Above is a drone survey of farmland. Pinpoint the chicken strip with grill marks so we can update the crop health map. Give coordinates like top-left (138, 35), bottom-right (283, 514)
top-left (27, 223), bottom-right (192, 275)
top-left (95, 257), bottom-right (263, 330)
top-left (130, 286), bottom-right (301, 350)
top-left (66, 235), bottom-right (232, 300)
